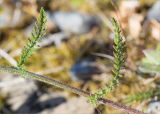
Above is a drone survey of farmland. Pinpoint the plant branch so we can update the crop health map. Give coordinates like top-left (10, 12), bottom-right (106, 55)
top-left (0, 66), bottom-right (146, 114)
top-left (88, 18), bottom-right (126, 106)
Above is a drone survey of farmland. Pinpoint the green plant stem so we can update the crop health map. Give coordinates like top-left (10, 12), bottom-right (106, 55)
top-left (0, 66), bottom-right (89, 97)
top-left (0, 66), bottom-right (146, 114)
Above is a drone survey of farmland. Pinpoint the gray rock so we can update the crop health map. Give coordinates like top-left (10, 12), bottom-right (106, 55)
top-left (0, 73), bottom-right (67, 113)
top-left (147, 101), bottom-right (160, 114)
top-left (16, 92), bottom-right (66, 114)
top-left (0, 5), bottom-right (22, 28)
top-left (49, 97), bottom-right (94, 114)
top-left (70, 58), bottom-right (102, 81)
top-left (0, 74), bottom-right (38, 111)
top-left (0, 6), bottom-right (12, 28)
top-left (50, 11), bottom-right (101, 34)
top-left (147, 1), bottom-right (160, 22)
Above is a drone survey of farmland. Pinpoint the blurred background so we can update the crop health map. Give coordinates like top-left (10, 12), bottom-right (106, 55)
top-left (0, 0), bottom-right (160, 114)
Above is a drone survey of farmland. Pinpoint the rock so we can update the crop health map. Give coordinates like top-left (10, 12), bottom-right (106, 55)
top-left (0, 73), bottom-right (67, 113)
top-left (16, 92), bottom-right (66, 114)
top-left (70, 58), bottom-right (102, 81)
top-left (119, 0), bottom-right (140, 18)
top-left (49, 97), bottom-right (94, 114)
top-left (0, 74), bottom-right (38, 111)
top-left (0, 5), bottom-right (12, 28)
top-left (147, 1), bottom-right (160, 22)
top-left (150, 20), bottom-right (160, 41)
top-left (128, 14), bottom-right (143, 38)
top-left (147, 101), bottom-right (160, 114)
top-left (0, 4), bottom-right (22, 28)
top-left (50, 11), bottom-right (101, 34)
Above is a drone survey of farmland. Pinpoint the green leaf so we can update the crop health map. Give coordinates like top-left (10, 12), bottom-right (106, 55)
top-left (124, 89), bottom-right (154, 103)
top-left (17, 7), bottom-right (47, 68)
top-left (88, 18), bottom-right (126, 106)
top-left (143, 50), bottom-right (160, 65)
top-left (139, 61), bottom-right (160, 74)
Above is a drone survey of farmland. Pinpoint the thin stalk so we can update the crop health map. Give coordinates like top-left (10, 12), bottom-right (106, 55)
top-left (0, 66), bottom-right (89, 97)
top-left (0, 66), bottom-right (146, 114)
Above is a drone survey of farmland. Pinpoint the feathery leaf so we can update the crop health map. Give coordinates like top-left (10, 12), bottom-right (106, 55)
top-left (18, 8), bottom-right (47, 68)
top-left (124, 90), bottom-right (154, 103)
top-left (124, 88), bottom-right (160, 103)
top-left (88, 18), bottom-right (126, 106)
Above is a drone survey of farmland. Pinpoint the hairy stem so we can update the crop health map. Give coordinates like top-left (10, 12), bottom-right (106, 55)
top-left (0, 66), bottom-right (89, 97)
top-left (0, 66), bottom-right (146, 114)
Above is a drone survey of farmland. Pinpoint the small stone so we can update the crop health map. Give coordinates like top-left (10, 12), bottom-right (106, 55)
top-left (147, 1), bottom-right (160, 22)
top-left (128, 14), bottom-right (143, 38)
top-left (0, 6), bottom-right (12, 28)
top-left (0, 74), bottom-right (37, 111)
top-left (51, 97), bottom-right (94, 114)
top-left (50, 11), bottom-right (101, 34)
top-left (119, 0), bottom-right (140, 18)
top-left (150, 20), bottom-right (160, 41)
top-left (16, 92), bottom-right (66, 114)
top-left (147, 101), bottom-right (160, 114)
top-left (70, 58), bottom-right (101, 81)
